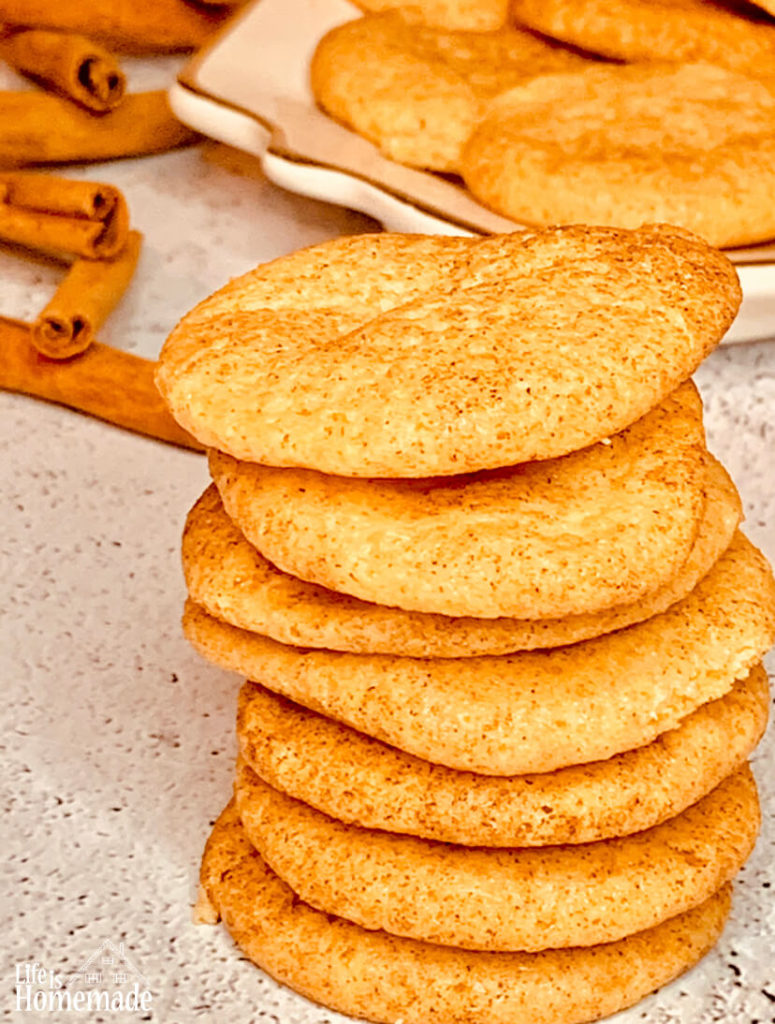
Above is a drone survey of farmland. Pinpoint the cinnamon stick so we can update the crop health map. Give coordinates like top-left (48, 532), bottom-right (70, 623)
top-left (0, 172), bottom-right (129, 257)
top-left (0, 316), bottom-right (204, 450)
top-left (0, 29), bottom-right (126, 112)
top-left (0, 90), bottom-right (198, 167)
top-left (33, 230), bottom-right (143, 359)
top-left (0, 0), bottom-right (227, 53)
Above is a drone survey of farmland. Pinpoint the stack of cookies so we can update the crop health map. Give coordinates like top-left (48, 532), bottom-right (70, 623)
top-left (156, 224), bottom-right (775, 1024)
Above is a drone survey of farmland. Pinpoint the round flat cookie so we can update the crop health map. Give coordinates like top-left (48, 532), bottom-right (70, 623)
top-left (461, 63), bottom-right (775, 247)
top-left (200, 803), bottom-right (733, 1024)
top-left (311, 13), bottom-right (596, 172)
top-left (352, 0), bottom-right (509, 31)
top-left (510, 0), bottom-right (775, 72)
top-left (234, 763), bottom-right (757, 952)
top-left (186, 454), bottom-right (740, 653)
top-left (183, 531), bottom-right (775, 774)
top-left (236, 665), bottom-right (768, 847)
top-left (209, 383), bottom-right (708, 619)
top-left (157, 226), bottom-right (739, 477)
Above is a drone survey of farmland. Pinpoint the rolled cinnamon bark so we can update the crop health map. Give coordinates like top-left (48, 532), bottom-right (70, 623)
top-left (0, 0), bottom-right (227, 53)
top-left (0, 316), bottom-right (204, 450)
top-left (0, 29), bottom-right (126, 112)
top-left (0, 90), bottom-right (198, 166)
top-left (33, 230), bottom-right (143, 359)
top-left (0, 172), bottom-right (129, 257)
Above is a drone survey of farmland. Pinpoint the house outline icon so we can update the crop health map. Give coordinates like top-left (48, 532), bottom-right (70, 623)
top-left (65, 940), bottom-right (149, 989)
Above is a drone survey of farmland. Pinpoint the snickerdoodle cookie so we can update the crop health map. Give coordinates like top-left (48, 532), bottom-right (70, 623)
top-left (353, 0), bottom-right (509, 30)
top-left (236, 665), bottom-right (768, 847)
top-left (461, 63), bottom-right (775, 247)
top-left (157, 227), bottom-right (739, 476)
top-left (185, 454), bottom-right (739, 653)
top-left (510, 0), bottom-right (775, 73)
top-left (311, 12), bottom-right (595, 171)
top-left (183, 532), bottom-right (775, 775)
top-left (208, 384), bottom-right (709, 619)
top-left (234, 763), bottom-right (758, 951)
top-left (199, 802), bottom-right (733, 1024)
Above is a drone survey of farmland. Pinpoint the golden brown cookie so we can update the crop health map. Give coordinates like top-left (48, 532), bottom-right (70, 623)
top-left (234, 763), bottom-right (757, 952)
top-left (157, 227), bottom-right (739, 477)
top-left (186, 453), bottom-right (739, 653)
top-left (352, 0), bottom-right (509, 30)
top-left (183, 531), bottom-right (775, 775)
top-left (461, 63), bottom-right (775, 247)
top-left (510, 0), bottom-right (775, 73)
top-left (311, 13), bottom-right (596, 172)
top-left (200, 802), bottom-right (733, 1024)
top-left (236, 665), bottom-right (768, 847)
top-left (209, 383), bottom-right (708, 619)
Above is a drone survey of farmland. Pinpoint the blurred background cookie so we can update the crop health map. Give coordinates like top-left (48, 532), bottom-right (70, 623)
top-left (310, 12), bottom-right (596, 171)
top-left (351, 0), bottom-right (509, 31)
top-left (461, 63), bottom-right (775, 247)
top-left (510, 0), bottom-right (775, 73)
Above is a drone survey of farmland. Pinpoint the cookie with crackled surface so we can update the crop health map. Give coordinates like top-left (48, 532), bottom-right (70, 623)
top-left (236, 665), bottom-right (768, 847)
top-left (199, 801), bottom-right (733, 1024)
top-left (156, 227), bottom-right (739, 477)
top-left (208, 383), bottom-right (707, 619)
top-left (352, 0), bottom-right (508, 31)
top-left (510, 0), bottom-right (775, 73)
top-left (234, 762), bottom-right (758, 952)
top-left (461, 63), bottom-right (775, 247)
top-left (183, 532), bottom-right (775, 775)
top-left (311, 12), bottom-right (596, 172)
top-left (184, 454), bottom-right (739, 653)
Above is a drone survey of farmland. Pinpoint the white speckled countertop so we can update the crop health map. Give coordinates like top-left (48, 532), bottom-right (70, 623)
top-left (1, 58), bottom-right (774, 1024)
